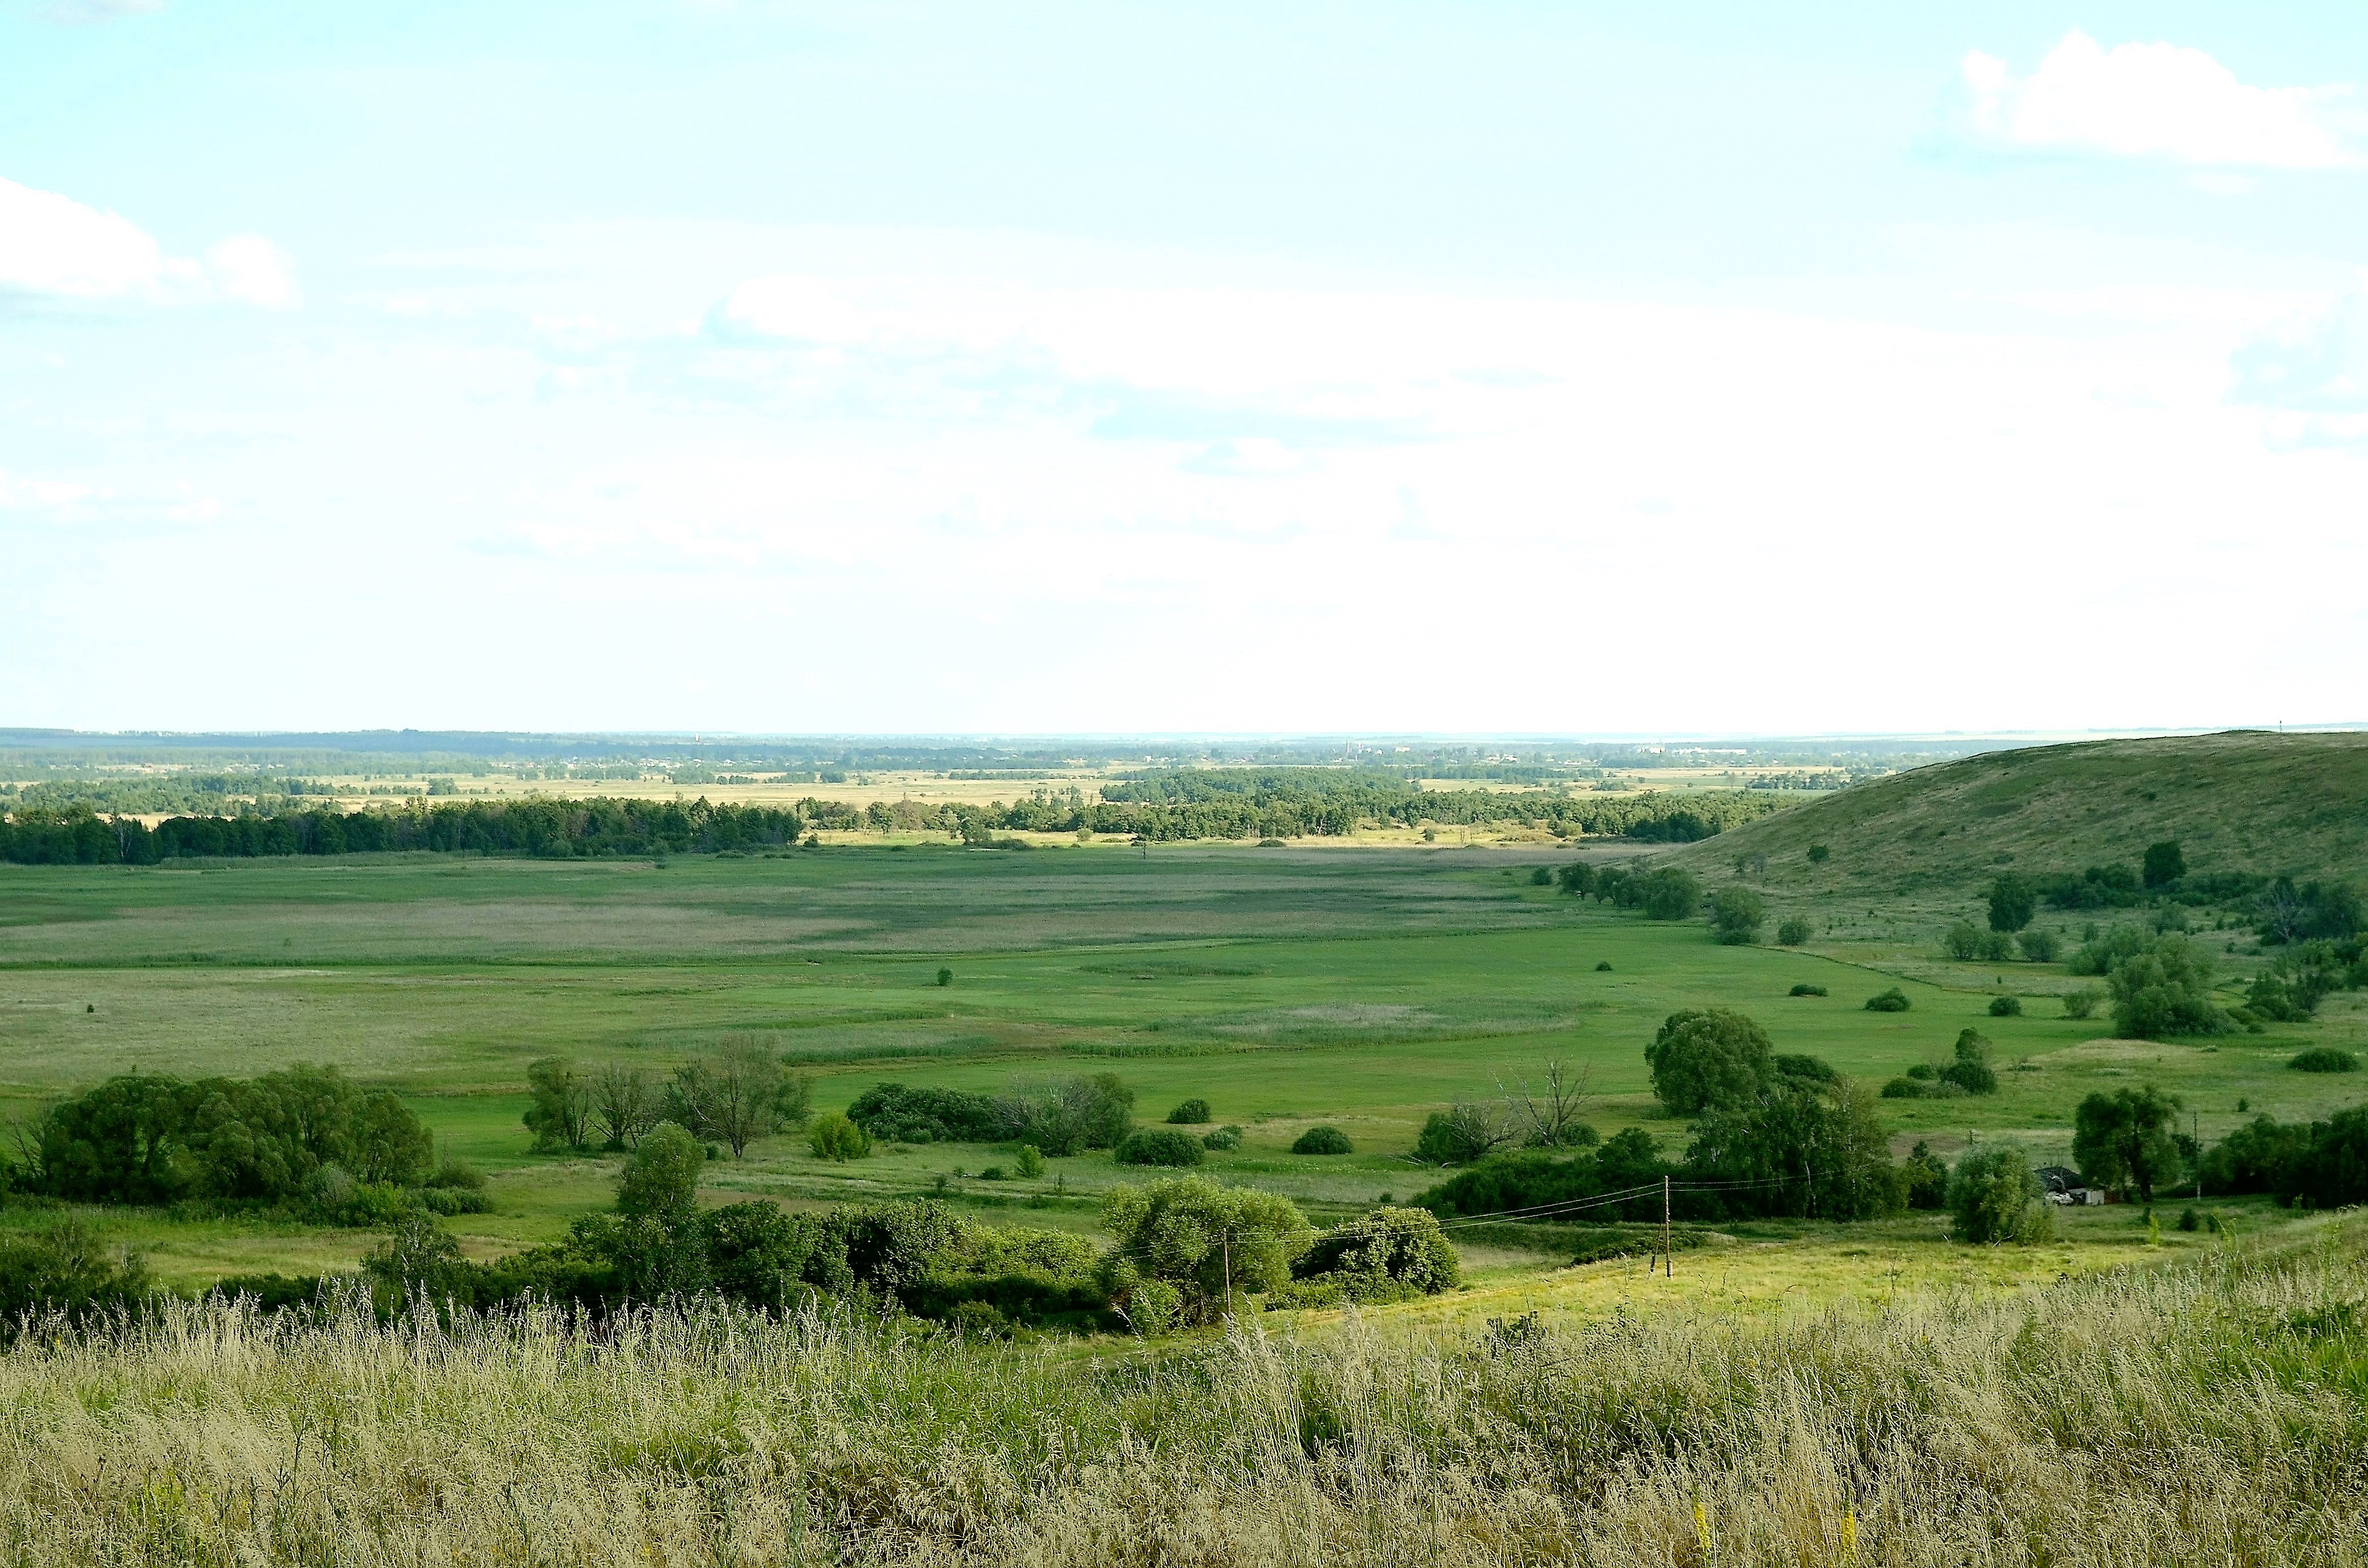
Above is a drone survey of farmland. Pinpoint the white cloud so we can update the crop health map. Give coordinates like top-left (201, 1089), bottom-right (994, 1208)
top-left (1964, 31), bottom-right (2355, 169)
top-left (0, 175), bottom-right (162, 296)
top-left (0, 469), bottom-right (92, 509)
top-left (205, 234), bottom-right (298, 307)
top-left (0, 175), bottom-right (296, 305)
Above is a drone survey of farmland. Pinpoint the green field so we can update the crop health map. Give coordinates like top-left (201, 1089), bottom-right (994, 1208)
top-left (4, 821), bottom-right (2358, 1288)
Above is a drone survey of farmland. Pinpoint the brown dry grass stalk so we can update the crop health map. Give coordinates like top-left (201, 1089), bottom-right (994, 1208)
top-left (0, 1218), bottom-right (2362, 1565)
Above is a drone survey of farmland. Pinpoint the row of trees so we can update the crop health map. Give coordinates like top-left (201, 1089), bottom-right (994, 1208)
top-left (351, 1128), bottom-right (1457, 1335)
top-left (844, 1075), bottom-right (1136, 1157)
top-left (523, 1042), bottom-right (814, 1159)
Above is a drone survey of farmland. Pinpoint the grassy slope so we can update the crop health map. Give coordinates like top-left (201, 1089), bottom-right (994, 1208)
top-left (1673, 728), bottom-right (2368, 895)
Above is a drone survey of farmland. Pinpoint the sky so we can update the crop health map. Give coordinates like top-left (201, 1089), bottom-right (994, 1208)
top-left (3, 1), bottom-right (2365, 737)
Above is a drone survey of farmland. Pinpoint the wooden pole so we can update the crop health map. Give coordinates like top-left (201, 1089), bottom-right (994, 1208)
top-left (1662, 1175), bottom-right (1672, 1278)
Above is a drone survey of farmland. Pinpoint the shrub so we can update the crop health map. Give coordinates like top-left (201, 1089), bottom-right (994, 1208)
top-left (1116, 1129), bottom-right (1206, 1167)
top-left (1284, 1207), bottom-right (1461, 1304)
top-left (1807, 843), bottom-right (1829, 863)
top-left (1202, 1125), bottom-right (1243, 1150)
top-left (1636, 867), bottom-right (1704, 921)
top-left (1979, 931), bottom-right (2015, 963)
top-left (998, 1074), bottom-right (1134, 1157)
top-left (1013, 1144), bottom-right (1045, 1177)
top-left (1941, 1029), bottom-right (1998, 1096)
top-left (0, 1217), bottom-right (152, 1329)
top-left (1291, 1126), bottom-right (1353, 1156)
top-left (616, 1124), bottom-right (706, 1221)
top-left (936, 968), bottom-right (953, 986)
top-left (1709, 886), bottom-right (1765, 945)
top-left (2107, 935), bottom-right (2230, 1039)
top-left (1902, 1140), bottom-right (1949, 1210)
top-left (2143, 840), bottom-right (2187, 889)
top-left (1865, 988), bottom-right (1911, 1013)
top-left (808, 1113), bottom-right (871, 1162)
top-left (1529, 866), bottom-right (1553, 885)
top-left (1988, 995), bottom-right (2023, 1017)
top-left (1775, 916), bottom-right (1813, 946)
top-left (846, 1082), bottom-right (1002, 1144)
top-left (1947, 1147), bottom-right (2051, 1243)
top-left (1101, 1176), bottom-right (1313, 1324)
top-left (1944, 922), bottom-right (1983, 962)
top-left (1645, 1007), bottom-right (1775, 1115)
top-left (1166, 1099), bottom-right (1212, 1125)
top-left (2018, 929), bottom-right (2062, 963)
top-left (2288, 1047), bottom-right (2358, 1074)
top-left (1774, 1053), bottom-right (1837, 1085)
top-left (1413, 1103), bottom-right (1515, 1164)
top-left (1880, 1077), bottom-right (1925, 1099)
top-left (1788, 982), bottom-right (1827, 997)
top-left (425, 1159), bottom-right (486, 1191)
top-left (2063, 986), bottom-right (2100, 1020)
top-left (1594, 960), bottom-right (1613, 972)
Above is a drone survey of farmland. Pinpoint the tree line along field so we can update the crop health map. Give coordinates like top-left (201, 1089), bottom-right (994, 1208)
top-left (2, 821), bottom-right (2361, 1291)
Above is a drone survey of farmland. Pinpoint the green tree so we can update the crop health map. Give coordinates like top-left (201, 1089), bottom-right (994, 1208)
top-left (2017, 928), bottom-right (2062, 963)
top-left (1775, 915), bottom-right (1812, 946)
top-left (1939, 1029), bottom-right (1998, 1095)
top-left (1637, 867), bottom-right (1703, 920)
top-left (666, 1038), bottom-right (810, 1158)
top-left (1901, 1140), bottom-right (1948, 1209)
top-left (2072, 1085), bottom-right (2184, 1202)
top-left (2141, 840), bottom-right (2187, 889)
top-left (1645, 1008), bottom-right (1775, 1115)
top-left (998, 1073), bottom-right (1134, 1157)
top-left (1943, 922), bottom-right (1982, 961)
top-left (1116, 1128), bottom-right (1206, 1166)
top-left (1290, 1207), bottom-right (1460, 1298)
top-left (1947, 1146), bottom-right (2051, 1243)
top-left (523, 1058), bottom-right (595, 1153)
top-left (1709, 886), bottom-right (1765, 945)
top-left (615, 1122), bottom-right (705, 1223)
top-left (1987, 874), bottom-right (2036, 934)
top-left (2107, 935), bottom-right (2230, 1039)
top-left (1683, 1078), bottom-right (1902, 1221)
top-left (1100, 1176), bottom-right (1314, 1324)
top-left (590, 1062), bottom-right (655, 1151)
top-left (808, 1112), bottom-right (870, 1161)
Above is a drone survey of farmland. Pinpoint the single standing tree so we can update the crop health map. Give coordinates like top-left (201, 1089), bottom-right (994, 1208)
top-left (523, 1058), bottom-right (596, 1153)
top-left (1948, 1146), bottom-right (2051, 1243)
top-left (591, 1062), bottom-right (656, 1151)
top-left (1987, 874), bottom-right (2036, 934)
top-left (1709, 886), bottom-right (1766, 945)
top-left (671, 1038), bottom-right (811, 1158)
top-left (1504, 1059), bottom-right (1597, 1148)
top-left (614, 1122), bottom-right (705, 1223)
top-left (1645, 1008), bottom-right (1776, 1115)
top-left (2072, 1085), bottom-right (2184, 1202)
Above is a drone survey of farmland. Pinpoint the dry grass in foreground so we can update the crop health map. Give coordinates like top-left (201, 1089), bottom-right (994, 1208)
top-left (1, 1217), bottom-right (2363, 1565)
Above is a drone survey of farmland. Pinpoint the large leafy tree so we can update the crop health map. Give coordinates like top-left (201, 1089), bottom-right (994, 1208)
top-left (1987, 874), bottom-right (2036, 934)
top-left (1645, 1008), bottom-right (1775, 1115)
top-left (1683, 1078), bottom-right (1902, 1221)
top-left (2072, 1085), bottom-right (2184, 1202)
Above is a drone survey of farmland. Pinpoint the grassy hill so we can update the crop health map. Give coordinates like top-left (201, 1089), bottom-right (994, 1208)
top-left (1675, 729), bottom-right (2368, 896)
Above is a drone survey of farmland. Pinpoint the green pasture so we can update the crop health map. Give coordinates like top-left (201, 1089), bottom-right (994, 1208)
top-left (1, 845), bottom-right (2358, 1287)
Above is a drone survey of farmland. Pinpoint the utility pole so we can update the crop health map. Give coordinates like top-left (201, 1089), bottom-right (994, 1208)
top-left (1662, 1175), bottom-right (1672, 1278)
top-left (2195, 1110), bottom-right (2203, 1202)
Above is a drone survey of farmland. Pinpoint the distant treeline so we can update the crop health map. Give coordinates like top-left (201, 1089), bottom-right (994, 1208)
top-left (4, 778), bottom-right (1787, 863)
top-left (1086, 770), bottom-right (1786, 842)
top-left (0, 799), bottom-right (810, 864)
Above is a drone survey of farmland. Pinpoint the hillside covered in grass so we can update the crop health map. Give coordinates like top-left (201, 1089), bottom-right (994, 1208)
top-left (1675, 729), bottom-right (2368, 895)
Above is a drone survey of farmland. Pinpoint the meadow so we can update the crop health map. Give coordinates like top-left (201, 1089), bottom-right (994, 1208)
top-left (3, 1213), bottom-right (2361, 1565)
top-left (1, 837), bottom-right (2356, 1287)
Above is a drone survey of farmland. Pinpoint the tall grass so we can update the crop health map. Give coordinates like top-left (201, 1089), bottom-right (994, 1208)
top-left (2, 1219), bottom-right (2363, 1564)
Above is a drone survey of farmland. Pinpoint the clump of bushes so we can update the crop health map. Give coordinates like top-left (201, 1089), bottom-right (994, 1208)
top-left (1014, 1144), bottom-right (1045, 1177)
top-left (1594, 961), bottom-right (1613, 972)
top-left (1989, 995), bottom-right (2023, 1017)
top-left (13, 1065), bottom-right (436, 1217)
top-left (1865, 988), bottom-right (1911, 1013)
top-left (1775, 917), bottom-right (1813, 946)
top-left (2288, 1047), bottom-right (2358, 1074)
top-left (1271, 1207), bottom-right (1461, 1309)
top-left (2018, 929), bottom-right (2062, 963)
top-left (0, 1217), bottom-right (153, 1332)
top-left (1165, 1099), bottom-right (1212, 1125)
top-left (808, 1113), bottom-right (870, 1161)
top-left (1292, 1126), bottom-right (1354, 1156)
top-left (1709, 886), bottom-right (1764, 945)
top-left (1115, 1129), bottom-right (1206, 1167)
top-left (1202, 1125), bottom-right (1244, 1150)
top-left (846, 1082), bottom-right (1002, 1144)
top-left (2063, 987), bottom-right (2100, 1020)
top-left (1882, 1031), bottom-right (1996, 1099)
top-left (1788, 982), bottom-right (1827, 997)
top-left (1948, 1146), bottom-right (2052, 1244)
